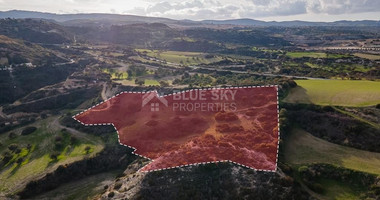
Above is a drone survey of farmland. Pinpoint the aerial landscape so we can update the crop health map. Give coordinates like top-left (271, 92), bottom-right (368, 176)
top-left (0, 0), bottom-right (379, 199)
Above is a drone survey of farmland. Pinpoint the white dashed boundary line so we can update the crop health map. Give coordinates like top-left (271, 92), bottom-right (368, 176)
top-left (72, 85), bottom-right (280, 173)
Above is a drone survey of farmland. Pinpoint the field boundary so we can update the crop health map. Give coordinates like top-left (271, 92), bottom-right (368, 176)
top-left (72, 85), bottom-right (280, 173)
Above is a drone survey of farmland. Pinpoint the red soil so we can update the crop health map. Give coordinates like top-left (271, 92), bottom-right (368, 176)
top-left (74, 87), bottom-right (279, 172)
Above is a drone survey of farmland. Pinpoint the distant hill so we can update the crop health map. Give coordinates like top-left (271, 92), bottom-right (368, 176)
top-left (0, 18), bottom-right (73, 44)
top-left (0, 35), bottom-right (65, 65)
top-left (201, 19), bottom-right (380, 27)
top-left (0, 10), bottom-right (379, 27)
top-left (70, 23), bottom-right (180, 47)
top-left (0, 10), bottom-right (177, 25)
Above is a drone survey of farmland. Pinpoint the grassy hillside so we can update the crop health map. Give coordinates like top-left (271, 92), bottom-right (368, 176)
top-left (284, 129), bottom-right (380, 175)
top-left (284, 80), bottom-right (380, 106)
top-left (0, 18), bottom-right (72, 44)
top-left (0, 117), bottom-right (104, 194)
top-left (0, 35), bottom-right (65, 65)
top-left (32, 171), bottom-right (120, 199)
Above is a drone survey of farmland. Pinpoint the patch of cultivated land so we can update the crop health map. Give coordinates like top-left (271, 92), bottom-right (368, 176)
top-left (286, 52), bottom-right (349, 59)
top-left (284, 129), bottom-right (380, 175)
top-left (136, 49), bottom-right (223, 65)
top-left (0, 117), bottom-right (104, 194)
top-left (353, 53), bottom-right (380, 60)
top-left (284, 80), bottom-right (380, 106)
top-left (102, 69), bottom-right (128, 80)
top-left (144, 79), bottom-right (160, 86)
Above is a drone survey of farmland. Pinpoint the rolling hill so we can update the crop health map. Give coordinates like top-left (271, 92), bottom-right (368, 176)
top-left (0, 35), bottom-right (65, 65)
top-left (0, 18), bottom-right (73, 44)
top-left (0, 10), bottom-right (379, 27)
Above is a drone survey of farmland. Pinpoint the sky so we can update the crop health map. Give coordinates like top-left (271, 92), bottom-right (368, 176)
top-left (0, 0), bottom-right (379, 21)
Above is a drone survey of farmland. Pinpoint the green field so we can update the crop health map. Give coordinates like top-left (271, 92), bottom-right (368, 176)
top-left (115, 79), bottom-right (160, 86)
top-left (136, 49), bottom-right (223, 65)
top-left (284, 129), bottom-right (380, 175)
top-left (287, 52), bottom-right (349, 59)
top-left (0, 117), bottom-right (104, 194)
top-left (304, 62), bottom-right (371, 73)
top-left (284, 80), bottom-right (380, 106)
top-left (102, 68), bottom-right (128, 80)
top-left (353, 53), bottom-right (380, 60)
top-left (144, 79), bottom-right (160, 86)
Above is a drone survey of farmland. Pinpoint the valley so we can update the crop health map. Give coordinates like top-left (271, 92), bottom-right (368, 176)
top-left (0, 10), bottom-right (378, 200)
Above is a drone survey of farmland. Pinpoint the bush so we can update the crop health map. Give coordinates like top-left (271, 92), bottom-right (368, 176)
top-left (85, 146), bottom-right (91, 154)
top-left (55, 141), bottom-right (63, 150)
top-left (108, 191), bottom-right (115, 198)
top-left (114, 182), bottom-right (122, 190)
top-left (298, 166), bottom-right (309, 174)
top-left (135, 78), bottom-right (145, 86)
top-left (310, 183), bottom-right (324, 193)
top-left (15, 148), bottom-right (22, 154)
top-left (2, 151), bottom-right (13, 163)
top-left (70, 136), bottom-right (78, 144)
top-left (55, 136), bottom-right (63, 142)
top-left (16, 157), bottom-right (23, 164)
top-left (21, 127), bottom-right (37, 135)
top-left (50, 152), bottom-right (60, 160)
top-left (8, 132), bottom-right (17, 139)
top-left (8, 143), bottom-right (18, 152)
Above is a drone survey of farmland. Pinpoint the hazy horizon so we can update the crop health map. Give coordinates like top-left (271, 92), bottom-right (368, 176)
top-left (0, 0), bottom-right (379, 22)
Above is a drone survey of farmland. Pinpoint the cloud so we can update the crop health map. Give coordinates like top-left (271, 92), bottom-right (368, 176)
top-left (123, 0), bottom-right (380, 20)
top-left (0, 0), bottom-right (379, 20)
top-left (308, 0), bottom-right (380, 14)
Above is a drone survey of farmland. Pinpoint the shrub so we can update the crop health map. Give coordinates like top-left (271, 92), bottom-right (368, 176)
top-left (2, 151), bottom-right (13, 163)
top-left (8, 143), bottom-right (18, 151)
top-left (70, 136), bottom-right (78, 144)
top-left (16, 157), bottom-right (23, 164)
top-left (310, 183), bottom-right (324, 193)
top-left (298, 166), bottom-right (309, 174)
top-left (8, 132), bottom-right (17, 139)
top-left (15, 148), bottom-right (22, 154)
top-left (55, 141), bottom-right (63, 150)
top-left (135, 78), bottom-right (145, 86)
top-left (114, 182), bottom-right (122, 190)
top-left (108, 191), bottom-right (115, 198)
top-left (21, 127), bottom-right (37, 135)
top-left (55, 136), bottom-right (63, 142)
top-left (50, 152), bottom-right (60, 160)
top-left (85, 146), bottom-right (91, 154)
